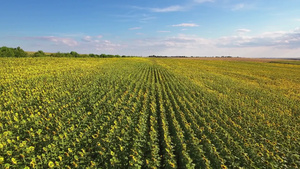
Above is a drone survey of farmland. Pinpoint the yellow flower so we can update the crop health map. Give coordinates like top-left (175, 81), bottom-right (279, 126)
top-left (64, 152), bottom-right (69, 157)
top-left (4, 163), bottom-right (10, 169)
top-left (30, 159), bottom-right (36, 167)
top-left (48, 161), bottom-right (55, 168)
top-left (221, 164), bottom-right (227, 169)
top-left (11, 158), bottom-right (17, 164)
top-left (0, 156), bottom-right (4, 164)
top-left (169, 161), bottom-right (176, 168)
top-left (73, 161), bottom-right (78, 167)
top-left (92, 134), bottom-right (98, 139)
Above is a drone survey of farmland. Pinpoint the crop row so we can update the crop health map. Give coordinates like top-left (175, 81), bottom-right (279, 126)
top-left (0, 57), bottom-right (299, 168)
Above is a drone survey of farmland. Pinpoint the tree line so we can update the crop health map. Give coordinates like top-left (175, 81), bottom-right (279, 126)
top-left (0, 46), bottom-right (133, 58)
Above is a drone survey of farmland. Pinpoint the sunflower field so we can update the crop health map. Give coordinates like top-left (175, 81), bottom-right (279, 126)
top-left (0, 57), bottom-right (299, 168)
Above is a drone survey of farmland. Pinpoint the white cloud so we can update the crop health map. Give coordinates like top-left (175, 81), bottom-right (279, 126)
top-left (132, 0), bottom-right (214, 14)
top-left (172, 23), bottom-right (199, 27)
top-left (114, 13), bottom-right (156, 23)
top-left (129, 27), bottom-right (142, 30)
top-left (82, 36), bottom-right (93, 42)
top-left (133, 34), bottom-right (212, 51)
top-left (232, 3), bottom-right (245, 10)
top-left (140, 16), bottom-right (156, 23)
top-left (79, 36), bottom-right (123, 51)
top-left (157, 31), bottom-right (171, 33)
top-left (132, 5), bottom-right (186, 13)
top-left (236, 29), bottom-right (251, 33)
top-left (32, 35), bottom-right (123, 52)
top-left (194, 0), bottom-right (214, 3)
top-left (123, 28), bottom-right (300, 57)
top-left (19, 28), bottom-right (300, 58)
top-left (150, 5), bottom-right (185, 12)
top-left (95, 40), bottom-right (122, 51)
top-left (82, 35), bottom-right (103, 43)
top-left (231, 3), bottom-right (254, 11)
top-left (217, 28), bottom-right (300, 49)
top-left (32, 36), bottom-right (78, 46)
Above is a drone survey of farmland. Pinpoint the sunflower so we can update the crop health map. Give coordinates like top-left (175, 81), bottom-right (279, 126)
top-left (221, 164), bottom-right (227, 169)
top-left (48, 161), bottom-right (55, 168)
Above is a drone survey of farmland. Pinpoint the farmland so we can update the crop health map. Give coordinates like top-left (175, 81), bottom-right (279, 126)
top-left (0, 57), bottom-right (299, 168)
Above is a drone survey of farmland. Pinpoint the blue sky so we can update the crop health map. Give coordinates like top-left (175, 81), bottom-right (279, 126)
top-left (1, 0), bottom-right (300, 57)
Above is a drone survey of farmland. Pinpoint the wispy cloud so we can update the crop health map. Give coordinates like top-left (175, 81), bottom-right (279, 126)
top-left (150, 5), bottom-right (186, 12)
top-left (236, 29), bottom-right (251, 34)
top-left (129, 27), bottom-right (142, 30)
top-left (30, 36), bottom-right (79, 46)
top-left (95, 40), bottom-right (122, 51)
top-left (78, 36), bottom-right (123, 52)
top-left (157, 31), bottom-right (171, 33)
top-left (23, 35), bottom-right (123, 53)
top-left (133, 34), bottom-right (212, 50)
top-left (218, 28), bottom-right (300, 48)
top-left (194, 0), bottom-right (214, 3)
top-left (124, 28), bottom-right (300, 57)
top-left (140, 16), bottom-right (156, 22)
top-left (232, 3), bottom-right (245, 11)
top-left (114, 13), bottom-right (156, 23)
top-left (131, 0), bottom-right (214, 14)
top-left (172, 23), bottom-right (199, 27)
top-left (82, 36), bottom-right (93, 42)
top-left (19, 28), bottom-right (300, 58)
top-left (81, 35), bottom-right (103, 43)
top-left (231, 3), bottom-right (254, 11)
top-left (131, 5), bottom-right (186, 13)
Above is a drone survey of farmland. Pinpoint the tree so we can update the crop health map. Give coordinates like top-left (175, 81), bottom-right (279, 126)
top-left (0, 46), bottom-right (28, 57)
top-left (33, 50), bottom-right (46, 57)
top-left (14, 47), bottom-right (27, 57)
top-left (81, 54), bottom-right (89, 57)
top-left (50, 52), bottom-right (63, 57)
top-left (100, 54), bottom-right (107, 58)
top-left (0, 46), bottom-right (14, 57)
top-left (70, 51), bottom-right (80, 57)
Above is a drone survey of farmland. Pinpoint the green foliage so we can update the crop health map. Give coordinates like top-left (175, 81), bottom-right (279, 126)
top-left (0, 57), bottom-right (299, 168)
top-left (32, 50), bottom-right (46, 57)
top-left (0, 46), bottom-right (27, 57)
top-left (70, 51), bottom-right (80, 57)
top-left (269, 60), bottom-right (300, 65)
top-left (48, 52), bottom-right (124, 58)
top-left (0, 46), bottom-right (132, 58)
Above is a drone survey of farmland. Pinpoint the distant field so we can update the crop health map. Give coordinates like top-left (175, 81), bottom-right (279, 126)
top-left (177, 57), bottom-right (278, 62)
top-left (0, 57), bottom-right (299, 168)
top-left (26, 51), bottom-right (52, 56)
top-left (269, 60), bottom-right (300, 65)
